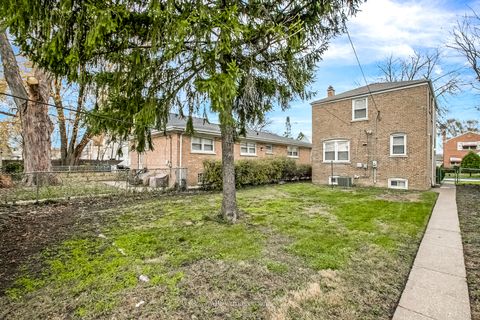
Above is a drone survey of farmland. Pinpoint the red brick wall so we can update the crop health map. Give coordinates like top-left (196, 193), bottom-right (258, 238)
top-left (443, 132), bottom-right (480, 168)
top-left (311, 84), bottom-right (435, 190)
top-left (131, 133), bottom-right (312, 187)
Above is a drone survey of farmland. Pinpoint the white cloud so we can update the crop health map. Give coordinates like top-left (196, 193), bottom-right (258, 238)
top-left (322, 0), bottom-right (466, 65)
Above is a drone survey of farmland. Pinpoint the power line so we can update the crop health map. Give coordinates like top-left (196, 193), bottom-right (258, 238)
top-left (345, 27), bottom-right (380, 115)
top-left (0, 91), bottom-right (136, 127)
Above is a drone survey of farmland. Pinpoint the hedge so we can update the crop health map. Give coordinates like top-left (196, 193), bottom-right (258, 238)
top-left (202, 157), bottom-right (312, 189)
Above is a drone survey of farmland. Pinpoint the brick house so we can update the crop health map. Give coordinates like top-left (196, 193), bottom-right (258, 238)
top-left (442, 132), bottom-right (480, 167)
top-left (130, 114), bottom-right (312, 187)
top-left (311, 80), bottom-right (436, 190)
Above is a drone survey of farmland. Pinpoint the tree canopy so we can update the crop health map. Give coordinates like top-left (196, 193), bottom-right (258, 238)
top-left (461, 151), bottom-right (480, 169)
top-left (1, 0), bottom-right (361, 220)
top-left (1, 0), bottom-right (361, 149)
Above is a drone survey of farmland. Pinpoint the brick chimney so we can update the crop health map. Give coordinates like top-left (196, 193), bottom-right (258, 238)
top-left (441, 127), bottom-right (447, 145)
top-left (327, 85), bottom-right (335, 97)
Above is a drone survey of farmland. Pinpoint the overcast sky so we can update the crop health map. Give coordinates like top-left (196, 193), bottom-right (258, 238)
top-left (260, 0), bottom-right (480, 141)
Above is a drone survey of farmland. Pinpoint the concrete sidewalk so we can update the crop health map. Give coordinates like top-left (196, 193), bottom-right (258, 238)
top-left (393, 185), bottom-right (471, 320)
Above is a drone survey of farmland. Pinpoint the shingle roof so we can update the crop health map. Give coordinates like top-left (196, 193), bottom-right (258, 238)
top-left (311, 80), bottom-right (430, 104)
top-left (161, 114), bottom-right (312, 148)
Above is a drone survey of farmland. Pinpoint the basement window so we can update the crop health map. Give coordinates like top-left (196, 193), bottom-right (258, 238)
top-left (388, 178), bottom-right (408, 190)
top-left (329, 176), bottom-right (339, 185)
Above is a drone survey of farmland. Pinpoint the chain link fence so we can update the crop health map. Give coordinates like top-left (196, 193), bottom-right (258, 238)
top-left (0, 168), bottom-right (187, 204)
top-left (438, 166), bottom-right (480, 185)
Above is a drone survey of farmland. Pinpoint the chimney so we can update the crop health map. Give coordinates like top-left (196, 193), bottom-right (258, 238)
top-left (441, 127), bottom-right (447, 145)
top-left (327, 85), bottom-right (335, 97)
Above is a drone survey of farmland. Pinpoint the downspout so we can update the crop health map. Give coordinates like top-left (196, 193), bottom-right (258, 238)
top-left (179, 133), bottom-right (184, 182)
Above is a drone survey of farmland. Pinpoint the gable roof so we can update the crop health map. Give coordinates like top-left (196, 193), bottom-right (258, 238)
top-left (444, 131), bottom-right (480, 143)
top-left (311, 79), bottom-right (430, 105)
top-left (157, 114), bottom-right (312, 148)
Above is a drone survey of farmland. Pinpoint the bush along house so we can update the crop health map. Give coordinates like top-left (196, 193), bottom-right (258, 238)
top-left (129, 114), bottom-right (312, 187)
top-left (311, 80), bottom-right (436, 190)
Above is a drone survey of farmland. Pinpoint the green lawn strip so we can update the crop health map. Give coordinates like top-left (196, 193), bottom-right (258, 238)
top-left (2, 183), bottom-right (437, 319)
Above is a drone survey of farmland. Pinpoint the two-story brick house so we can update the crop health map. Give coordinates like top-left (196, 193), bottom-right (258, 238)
top-left (443, 131), bottom-right (480, 167)
top-left (130, 114), bottom-right (312, 187)
top-left (311, 80), bottom-right (436, 190)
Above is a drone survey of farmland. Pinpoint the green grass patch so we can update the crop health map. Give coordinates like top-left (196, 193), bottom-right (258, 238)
top-left (2, 183), bottom-right (437, 319)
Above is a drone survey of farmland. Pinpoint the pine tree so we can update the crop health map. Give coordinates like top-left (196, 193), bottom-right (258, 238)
top-left (1, 0), bottom-right (362, 221)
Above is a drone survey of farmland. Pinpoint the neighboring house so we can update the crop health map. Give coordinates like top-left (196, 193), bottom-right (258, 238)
top-left (129, 114), bottom-right (312, 187)
top-left (311, 80), bottom-right (436, 190)
top-left (442, 131), bottom-right (480, 167)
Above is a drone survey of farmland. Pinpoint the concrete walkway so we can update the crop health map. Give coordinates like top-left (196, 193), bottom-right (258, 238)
top-left (393, 185), bottom-right (471, 320)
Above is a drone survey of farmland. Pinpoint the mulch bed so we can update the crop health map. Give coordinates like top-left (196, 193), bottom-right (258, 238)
top-left (456, 184), bottom-right (480, 319)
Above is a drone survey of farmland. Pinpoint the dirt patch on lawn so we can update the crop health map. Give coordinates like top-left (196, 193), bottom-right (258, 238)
top-left (0, 192), bottom-right (193, 296)
top-left (457, 185), bottom-right (480, 320)
top-left (376, 192), bottom-right (422, 202)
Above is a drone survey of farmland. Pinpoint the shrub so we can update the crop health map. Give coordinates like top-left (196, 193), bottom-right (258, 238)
top-left (461, 151), bottom-right (480, 169)
top-left (3, 162), bottom-right (24, 174)
top-left (202, 157), bottom-right (312, 190)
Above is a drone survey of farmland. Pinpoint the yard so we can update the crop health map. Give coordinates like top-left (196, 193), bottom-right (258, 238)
top-left (0, 183), bottom-right (437, 319)
top-left (457, 184), bottom-right (480, 319)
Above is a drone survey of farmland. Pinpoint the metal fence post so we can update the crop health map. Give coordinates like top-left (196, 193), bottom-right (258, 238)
top-left (35, 172), bottom-right (40, 204)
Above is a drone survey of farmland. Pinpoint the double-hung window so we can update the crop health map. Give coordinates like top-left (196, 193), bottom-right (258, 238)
top-left (287, 146), bottom-right (299, 158)
top-left (323, 140), bottom-right (350, 162)
top-left (390, 133), bottom-right (407, 156)
top-left (240, 141), bottom-right (256, 156)
top-left (191, 137), bottom-right (214, 153)
top-left (352, 97), bottom-right (368, 121)
top-left (265, 144), bottom-right (273, 154)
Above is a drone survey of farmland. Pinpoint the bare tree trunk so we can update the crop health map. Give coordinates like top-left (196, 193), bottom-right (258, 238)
top-left (0, 33), bottom-right (27, 105)
top-left (220, 114), bottom-right (238, 223)
top-left (52, 79), bottom-right (68, 165)
top-left (23, 69), bottom-right (53, 183)
top-left (68, 130), bottom-right (92, 165)
top-left (68, 72), bottom-right (85, 157)
top-left (0, 32), bottom-right (53, 184)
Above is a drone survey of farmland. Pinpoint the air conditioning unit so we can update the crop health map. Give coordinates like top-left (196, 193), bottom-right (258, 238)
top-left (337, 176), bottom-right (353, 187)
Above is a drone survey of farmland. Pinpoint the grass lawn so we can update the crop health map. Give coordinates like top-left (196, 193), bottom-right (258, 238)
top-left (0, 181), bottom-right (121, 203)
top-left (457, 185), bottom-right (480, 319)
top-left (0, 183), bottom-right (437, 319)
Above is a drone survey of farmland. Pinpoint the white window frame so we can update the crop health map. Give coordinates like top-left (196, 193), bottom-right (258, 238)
top-left (240, 141), bottom-right (257, 156)
top-left (191, 136), bottom-right (215, 154)
top-left (329, 176), bottom-right (339, 185)
top-left (287, 146), bottom-right (299, 158)
top-left (323, 140), bottom-right (350, 163)
top-left (388, 178), bottom-right (408, 190)
top-left (265, 144), bottom-right (273, 154)
top-left (390, 133), bottom-right (407, 157)
top-left (352, 97), bottom-right (368, 121)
